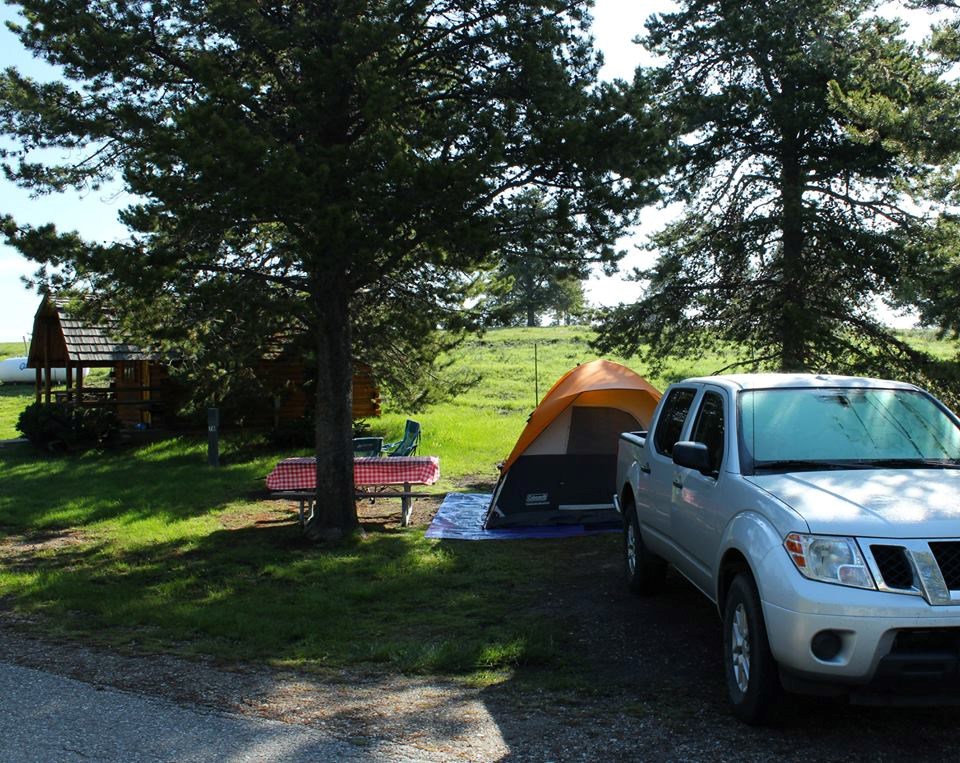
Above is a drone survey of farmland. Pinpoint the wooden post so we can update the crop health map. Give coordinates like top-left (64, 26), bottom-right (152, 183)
top-left (65, 362), bottom-right (73, 403)
top-left (77, 362), bottom-right (84, 403)
top-left (142, 361), bottom-right (151, 426)
top-left (43, 320), bottom-right (51, 404)
top-left (35, 367), bottom-right (41, 404)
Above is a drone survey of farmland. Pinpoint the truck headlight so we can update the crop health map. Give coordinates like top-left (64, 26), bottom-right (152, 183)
top-left (784, 533), bottom-right (876, 590)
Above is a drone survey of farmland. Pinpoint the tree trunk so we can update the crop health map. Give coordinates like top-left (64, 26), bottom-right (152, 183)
top-left (526, 306), bottom-right (536, 328)
top-left (779, 142), bottom-right (807, 371)
top-left (303, 275), bottom-right (357, 542)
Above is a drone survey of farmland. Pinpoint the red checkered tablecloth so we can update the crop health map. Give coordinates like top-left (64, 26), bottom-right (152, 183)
top-left (266, 456), bottom-right (440, 491)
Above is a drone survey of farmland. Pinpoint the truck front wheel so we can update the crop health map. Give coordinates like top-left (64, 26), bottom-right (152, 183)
top-left (723, 573), bottom-right (782, 724)
top-left (623, 497), bottom-right (666, 595)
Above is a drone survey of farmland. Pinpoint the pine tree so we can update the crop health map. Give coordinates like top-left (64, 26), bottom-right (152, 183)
top-left (594, 0), bottom-right (956, 383)
top-left (0, 0), bottom-right (664, 539)
top-left (836, 0), bottom-right (960, 345)
top-left (483, 190), bottom-right (597, 327)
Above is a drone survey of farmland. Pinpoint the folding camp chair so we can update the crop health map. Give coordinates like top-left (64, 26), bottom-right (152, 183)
top-left (352, 436), bottom-right (384, 457)
top-left (382, 419), bottom-right (421, 457)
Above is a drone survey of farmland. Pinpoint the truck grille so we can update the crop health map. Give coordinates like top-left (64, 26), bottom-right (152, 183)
top-left (871, 545), bottom-right (915, 590)
top-left (865, 539), bottom-right (960, 603)
top-left (929, 542), bottom-right (960, 590)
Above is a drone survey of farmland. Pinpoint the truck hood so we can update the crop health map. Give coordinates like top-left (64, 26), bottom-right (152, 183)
top-left (745, 469), bottom-right (960, 538)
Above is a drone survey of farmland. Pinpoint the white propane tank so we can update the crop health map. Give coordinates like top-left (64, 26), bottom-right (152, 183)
top-left (0, 357), bottom-right (81, 384)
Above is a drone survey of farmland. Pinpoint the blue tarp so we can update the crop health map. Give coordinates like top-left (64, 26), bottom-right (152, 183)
top-left (425, 493), bottom-right (620, 541)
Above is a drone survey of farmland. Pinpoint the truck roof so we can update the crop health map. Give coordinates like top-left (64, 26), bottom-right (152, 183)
top-left (679, 373), bottom-right (921, 392)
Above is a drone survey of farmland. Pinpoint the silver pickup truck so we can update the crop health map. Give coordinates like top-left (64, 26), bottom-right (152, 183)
top-left (614, 373), bottom-right (960, 723)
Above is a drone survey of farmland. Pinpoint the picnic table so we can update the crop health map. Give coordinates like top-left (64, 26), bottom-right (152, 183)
top-left (266, 456), bottom-right (441, 527)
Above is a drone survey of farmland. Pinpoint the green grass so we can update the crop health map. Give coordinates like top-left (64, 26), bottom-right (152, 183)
top-left (0, 325), bottom-right (958, 680)
top-left (0, 436), bottom-right (593, 675)
top-left (895, 329), bottom-right (958, 360)
top-left (0, 326), bottom-right (675, 678)
top-left (0, 342), bottom-right (27, 360)
top-left (0, 342), bottom-right (31, 439)
top-left (0, 387), bottom-right (31, 440)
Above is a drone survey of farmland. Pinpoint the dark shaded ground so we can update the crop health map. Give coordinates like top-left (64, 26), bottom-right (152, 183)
top-left (487, 531), bottom-right (958, 761)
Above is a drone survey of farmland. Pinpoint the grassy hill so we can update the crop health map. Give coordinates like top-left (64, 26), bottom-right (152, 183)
top-left (0, 342), bottom-right (27, 360)
top-left (375, 325), bottom-right (959, 481)
top-left (371, 326), bottom-right (740, 483)
top-left (1, 325), bottom-right (958, 463)
top-left (896, 328), bottom-right (958, 360)
top-left (0, 325), bottom-right (739, 471)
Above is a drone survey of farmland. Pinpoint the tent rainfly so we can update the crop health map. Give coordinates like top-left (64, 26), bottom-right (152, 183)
top-left (484, 359), bottom-right (661, 529)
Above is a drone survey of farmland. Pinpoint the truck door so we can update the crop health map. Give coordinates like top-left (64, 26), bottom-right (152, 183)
top-left (642, 386), bottom-right (698, 553)
top-left (671, 387), bottom-right (728, 595)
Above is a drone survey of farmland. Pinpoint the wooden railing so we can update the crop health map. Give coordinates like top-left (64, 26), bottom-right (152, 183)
top-left (53, 387), bottom-right (164, 408)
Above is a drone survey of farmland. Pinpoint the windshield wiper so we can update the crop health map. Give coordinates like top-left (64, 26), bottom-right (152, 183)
top-left (856, 458), bottom-right (960, 469)
top-left (752, 459), bottom-right (873, 472)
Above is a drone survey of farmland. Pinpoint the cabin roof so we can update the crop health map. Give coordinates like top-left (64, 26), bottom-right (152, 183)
top-left (28, 296), bottom-right (158, 367)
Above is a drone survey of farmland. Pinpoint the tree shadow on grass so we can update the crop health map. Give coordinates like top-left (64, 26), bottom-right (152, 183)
top-left (0, 385), bottom-right (32, 401)
top-left (1, 514), bottom-right (572, 676)
top-left (0, 440), bottom-right (274, 530)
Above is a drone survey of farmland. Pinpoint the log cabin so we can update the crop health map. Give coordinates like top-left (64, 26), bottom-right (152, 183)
top-left (26, 295), bottom-right (381, 429)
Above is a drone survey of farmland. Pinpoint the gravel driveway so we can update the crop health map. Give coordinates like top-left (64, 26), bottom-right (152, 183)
top-left (1, 531), bottom-right (958, 761)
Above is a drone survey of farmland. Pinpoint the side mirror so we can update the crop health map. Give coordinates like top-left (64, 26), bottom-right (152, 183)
top-left (673, 441), bottom-right (712, 475)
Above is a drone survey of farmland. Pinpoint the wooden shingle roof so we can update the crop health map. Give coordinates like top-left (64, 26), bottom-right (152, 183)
top-left (28, 296), bottom-right (158, 367)
top-left (59, 316), bottom-right (154, 362)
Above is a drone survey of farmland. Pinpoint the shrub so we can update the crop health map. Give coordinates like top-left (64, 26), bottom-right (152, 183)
top-left (17, 402), bottom-right (121, 452)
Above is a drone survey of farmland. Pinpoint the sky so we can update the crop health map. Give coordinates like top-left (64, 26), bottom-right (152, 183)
top-left (0, 0), bottom-right (945, 342)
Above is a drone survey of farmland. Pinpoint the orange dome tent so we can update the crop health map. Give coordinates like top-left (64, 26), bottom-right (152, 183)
top-left (484, 359), bottom-right (661, 529)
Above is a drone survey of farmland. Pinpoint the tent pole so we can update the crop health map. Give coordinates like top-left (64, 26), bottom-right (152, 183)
top-left (534, 343), bottom-right (539, 407)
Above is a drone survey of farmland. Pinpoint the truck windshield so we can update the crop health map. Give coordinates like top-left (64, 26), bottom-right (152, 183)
top-left (740, 387), bottom-right (960, 470)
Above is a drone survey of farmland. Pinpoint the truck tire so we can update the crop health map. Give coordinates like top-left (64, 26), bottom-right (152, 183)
top-left (623, 496), bottom-right (666, 595)
top-left (723, 572), bottom-right (782, 724)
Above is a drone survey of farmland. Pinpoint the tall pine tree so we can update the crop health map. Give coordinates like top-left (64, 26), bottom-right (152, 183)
top-left (836, 0), bottom-right (960, 344)
top-left (595, 0), bottom-right (955, 381)
top-left (483, 189), bottom-right (596, 327)
top-left (0, 1), bottom-right (665, 539)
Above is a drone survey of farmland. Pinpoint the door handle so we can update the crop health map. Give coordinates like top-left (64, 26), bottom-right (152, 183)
top-left (639, 463), bottom-right (651, 474)
top-left (672, 478), bottom-right (683, 489)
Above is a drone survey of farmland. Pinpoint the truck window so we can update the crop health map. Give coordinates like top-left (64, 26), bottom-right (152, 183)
top-left (740, 387), bottom-right (960, 465)
top-left (691, 391), bottom-right (725, 474)
top-left (654, 388), bottom-right (696, 456)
